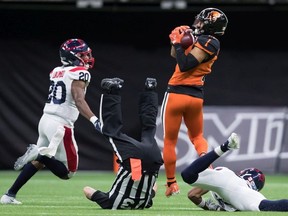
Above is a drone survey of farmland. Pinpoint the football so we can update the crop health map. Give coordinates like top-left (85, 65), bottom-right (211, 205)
top-left (181, 30), bottom-right (195, 49)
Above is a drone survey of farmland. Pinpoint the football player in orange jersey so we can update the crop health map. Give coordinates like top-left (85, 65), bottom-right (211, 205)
top-left (161, 8), bottom-right (228, 197)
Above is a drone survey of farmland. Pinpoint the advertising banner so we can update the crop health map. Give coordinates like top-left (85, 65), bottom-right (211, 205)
top-left (155, 106), bottom-right (288, 174)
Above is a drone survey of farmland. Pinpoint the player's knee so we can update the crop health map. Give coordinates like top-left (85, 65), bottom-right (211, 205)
top-left (181, 169), bottom-right (198, 184)
top-left (59, 171), bottom-right (76, 180)
top-left (31, 160), bottom-right (45, 170)
top-left (181, 169), bottom-right (190, 183)
top-left (66, 171), bottom-right (76, 179)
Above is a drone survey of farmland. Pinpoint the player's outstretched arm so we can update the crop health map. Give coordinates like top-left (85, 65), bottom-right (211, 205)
top-left (71, 80), bottom-right (101, 132)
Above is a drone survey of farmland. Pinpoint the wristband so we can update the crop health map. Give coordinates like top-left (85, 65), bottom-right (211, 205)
top-left (197, 198), bottom-right (206, 208)
top-left (89, 116), bottom-right (98, 124)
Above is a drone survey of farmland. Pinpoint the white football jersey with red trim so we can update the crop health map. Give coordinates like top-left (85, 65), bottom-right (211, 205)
top-left (43, 66), bottom-right (91, 126)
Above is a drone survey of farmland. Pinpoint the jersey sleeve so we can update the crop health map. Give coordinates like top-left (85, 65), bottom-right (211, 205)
top-left (67, 66), bottom-right (91, 84)
top-left (194, 35), bottom-right (220, 56)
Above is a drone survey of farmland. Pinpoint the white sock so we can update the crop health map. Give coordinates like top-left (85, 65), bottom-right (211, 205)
top-left (214, 146), bottom-right (225, 156)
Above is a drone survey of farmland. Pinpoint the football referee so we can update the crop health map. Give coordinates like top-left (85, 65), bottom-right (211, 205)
top-left (83, 77), bottom-right (163, 209)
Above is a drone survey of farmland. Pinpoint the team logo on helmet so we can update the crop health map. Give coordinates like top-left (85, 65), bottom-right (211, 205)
top-left (62, 39), bottom-right (87, 52)
top-left (193, 8), bottom-right (228, 36)
top-left (207, 11), bottom-right (222, 23)
top-left (60, 39), bottom-right (94, 69)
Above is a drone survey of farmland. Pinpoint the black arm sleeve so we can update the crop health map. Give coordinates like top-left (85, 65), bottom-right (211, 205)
top-left (174, 44), bottom-right (199, 72)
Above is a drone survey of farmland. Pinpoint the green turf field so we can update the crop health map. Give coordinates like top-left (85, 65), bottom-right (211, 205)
top-left (0, 170), bottom-right (287, 215)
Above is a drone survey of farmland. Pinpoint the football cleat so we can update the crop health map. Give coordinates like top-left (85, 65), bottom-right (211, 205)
top-left (227, 133), bottom-right (239, 150)
top-left (0, 194), bottom-right (22, 205)
top-left (14, 144), bottom-right (39, 171)
top-left (165, 182), bottom-right (180, 197)
top-left (101, 78), bottom-right (124, 91)
top-left (145, 78), bottom-right (157, 90)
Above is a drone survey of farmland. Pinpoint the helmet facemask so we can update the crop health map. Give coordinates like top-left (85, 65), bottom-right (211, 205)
top-left (75, 49), bottom-right (95, 69)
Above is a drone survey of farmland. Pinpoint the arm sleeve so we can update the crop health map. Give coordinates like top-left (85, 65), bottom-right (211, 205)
top-left (174, 44), bottom-right (200, 72)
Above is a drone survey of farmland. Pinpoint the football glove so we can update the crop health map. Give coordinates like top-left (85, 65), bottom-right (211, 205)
top-left (169, 25), bottom-right (192, 45)
top-left (205, 199), bottom-right (224, 211)
top-left (210, 192), bottom-right (237, 212)
top-left (179, 25), bottom-right (191, 30)
top-left (93, 119), bottom-right (101, 132)
top-left (90, 116), bottom-right (102, 133)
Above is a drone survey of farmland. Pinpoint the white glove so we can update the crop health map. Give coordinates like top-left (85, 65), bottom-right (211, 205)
top-left (205, 199), bottom-right (224, 211)
top-left (90, 116), bottom-right (102, 133)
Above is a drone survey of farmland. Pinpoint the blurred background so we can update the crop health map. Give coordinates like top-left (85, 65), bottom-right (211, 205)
top-left (1, 0), bottom-right (288, 173)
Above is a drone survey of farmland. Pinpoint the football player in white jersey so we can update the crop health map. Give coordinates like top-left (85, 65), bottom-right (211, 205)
top-left (181, 133), bottom-right (288, 212)
top-left (1, 39), bottom-right (101, 205)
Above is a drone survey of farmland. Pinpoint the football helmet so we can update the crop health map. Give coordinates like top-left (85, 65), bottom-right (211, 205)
top-left (60, 38), bottom-right (94, 69)
top-left (238, 168), bottom-right (265, 191)
top-left (192, 8), bottom-right (228, 36)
